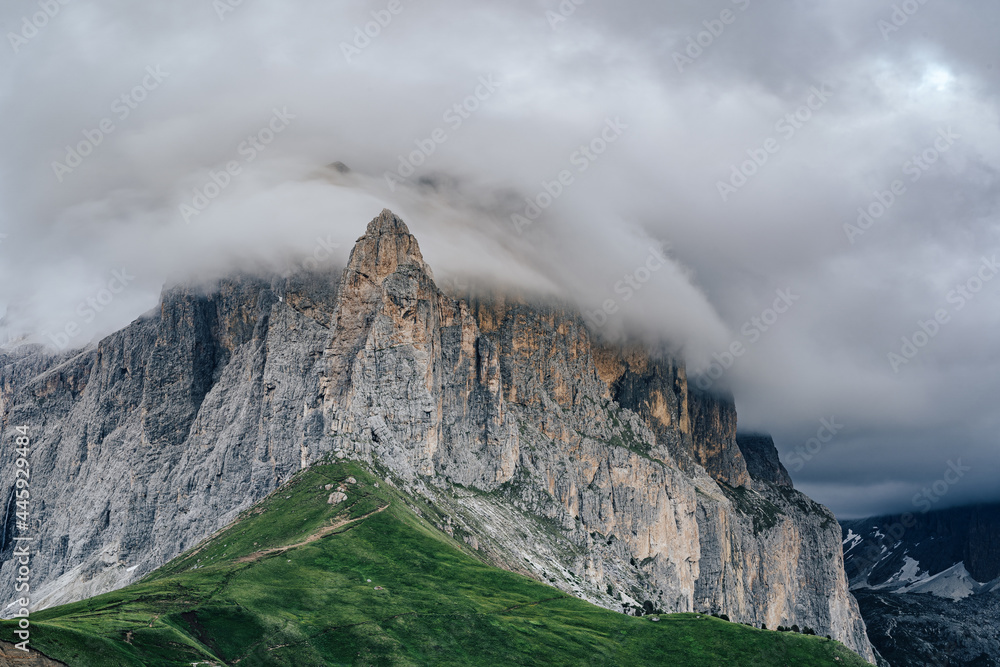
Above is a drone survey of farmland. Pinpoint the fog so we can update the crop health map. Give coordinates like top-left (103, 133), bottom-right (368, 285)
top-left (1, 0), bottom-right (998, 517)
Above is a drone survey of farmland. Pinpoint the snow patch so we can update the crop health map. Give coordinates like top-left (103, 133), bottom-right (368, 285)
top-left (895, 562), bottom-right (979, 600)
top-left (873, 556), bottom-right (927, 590)
top-left (842, 529), bottom-right (863, 553)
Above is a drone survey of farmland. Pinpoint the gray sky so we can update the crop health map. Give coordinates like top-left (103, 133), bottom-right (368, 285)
top-left (1, 0), bottom-right (997, 518)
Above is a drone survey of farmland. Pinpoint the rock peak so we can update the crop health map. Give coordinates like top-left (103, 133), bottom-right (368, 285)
top-left (346, 209), bottom-right (429, 284)
top-left (364, 208), bottom-right (411, 238)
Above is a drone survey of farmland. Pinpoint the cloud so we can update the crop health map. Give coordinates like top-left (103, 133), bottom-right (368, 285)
top-left (1, 0), bottom-right (998, 517)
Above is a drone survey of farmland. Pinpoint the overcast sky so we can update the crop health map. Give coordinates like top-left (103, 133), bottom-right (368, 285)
top-left (1, 0), bottom-right (997, 518)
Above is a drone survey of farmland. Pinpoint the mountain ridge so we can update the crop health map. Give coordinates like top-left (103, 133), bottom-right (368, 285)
top-left (841, 502), bottom-right (1000, 666)
top-left (0, 209), bottom-right (874, 661)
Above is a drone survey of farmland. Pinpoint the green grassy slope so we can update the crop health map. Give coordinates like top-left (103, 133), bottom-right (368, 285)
top-left (1, 461), bottom-right (869, 666)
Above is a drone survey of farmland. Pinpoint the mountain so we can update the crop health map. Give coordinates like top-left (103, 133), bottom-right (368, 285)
top-left (853, 589), bottom-right (1000, 667)
top-left (0, 460), bottom-right (873, 666)
top-left (0, 209), bottom-right (874, 662)
top-left (841, 503), bottom-right (1000, 665)
top-left (841, 503), bottom-right (1000, 595)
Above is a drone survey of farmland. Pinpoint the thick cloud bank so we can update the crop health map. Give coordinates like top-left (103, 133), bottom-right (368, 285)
top-left (0, 0), bottom-right (997, 517)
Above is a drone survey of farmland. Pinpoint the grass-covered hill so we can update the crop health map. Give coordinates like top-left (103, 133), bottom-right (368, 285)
top-left (1, 461), bottom-right (869, 666)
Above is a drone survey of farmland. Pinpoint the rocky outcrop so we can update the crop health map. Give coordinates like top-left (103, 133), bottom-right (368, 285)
top-left (854, 589), bottom-right (1000, 667)
top-left (0, 642), bottom-right (66, 666)
top-left (0, 209), bottom-right (874, 662)
top-left (320, 211), bottom-right (519, 487)
top-left (736, 432), bottom-right (793, 487)
top-left (589, 344), bottom-right (749, 487)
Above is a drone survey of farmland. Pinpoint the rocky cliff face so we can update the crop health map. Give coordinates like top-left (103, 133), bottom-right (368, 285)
top-left (736, 432), bottom-right (794, 487)
top-left (0, 210), bottom-right (874, 662)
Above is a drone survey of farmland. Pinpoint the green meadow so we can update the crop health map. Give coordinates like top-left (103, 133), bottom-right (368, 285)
top-left (1, 461), bottom-right (869, 666)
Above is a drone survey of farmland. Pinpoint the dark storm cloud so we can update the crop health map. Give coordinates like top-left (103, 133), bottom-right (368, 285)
top-left (0, 0), bottom-right (997, 516)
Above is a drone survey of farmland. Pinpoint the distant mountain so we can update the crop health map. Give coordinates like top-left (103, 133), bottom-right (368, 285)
top-left (841, 503), bottom-right (1000, 666)
top-left (853, 589), bottom-right (1000, 667)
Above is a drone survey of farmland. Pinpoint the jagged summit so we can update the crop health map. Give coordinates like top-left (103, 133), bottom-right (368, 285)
top-left (346, 209), bottom-right (430, 283)
top-left (365, 207), bottom-right (411, 237)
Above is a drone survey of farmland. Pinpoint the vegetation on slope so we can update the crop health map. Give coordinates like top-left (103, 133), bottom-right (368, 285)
top-left (1, 461), bottom-right (869, 666)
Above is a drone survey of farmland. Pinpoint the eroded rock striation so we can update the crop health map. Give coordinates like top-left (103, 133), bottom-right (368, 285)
top-left (0, 210), bottom-right (874, 662)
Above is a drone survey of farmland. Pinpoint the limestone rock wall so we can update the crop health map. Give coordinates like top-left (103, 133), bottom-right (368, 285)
top-left (0, 209), bottom-right (874, 662)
